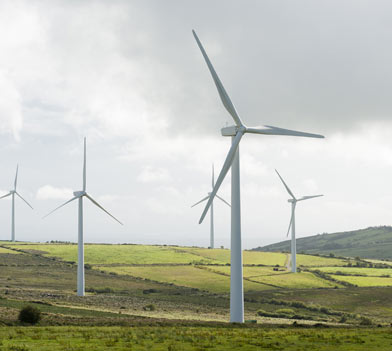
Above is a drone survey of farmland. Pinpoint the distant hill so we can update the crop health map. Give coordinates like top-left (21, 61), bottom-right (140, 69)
top-left (253, 226), bottom-right (392, 260)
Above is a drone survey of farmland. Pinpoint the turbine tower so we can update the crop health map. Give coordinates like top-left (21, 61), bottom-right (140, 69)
top-left (0, 165), bottom-right (33, 242)
top-left (191, 164), bottom-right (230, 249)
top-left (44, 138), bottom-right (123, 296)
top-left (192, 30), bottom-right (324, 323)
top-left (275, 170), bottom-right (323, 273)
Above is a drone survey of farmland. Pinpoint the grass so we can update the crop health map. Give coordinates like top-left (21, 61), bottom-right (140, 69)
top-left (5, 241), bottom-right (392, 329)
top-left (248, 271), bottom-right (340, 289)
top-left (206, 266), bottom-right (342, 289)
top-left (5, 244), bottom-right (219, 265)
top-left (257, 226), bottom-right (392, 260)
top-left (316, 267), bottom-right (392, 277)
top-left (99, 265), bottom-right (270, 293)
top-left (4, 243), bottom-right (347, 267)
top-left (1, 326), bottom-right (392, 350)
top-left (330, 275), bottom-right (392, 287)
top-left (296, 254), bottom-right (349, 267)
top-left (0, 247), bottom-right (19, 254)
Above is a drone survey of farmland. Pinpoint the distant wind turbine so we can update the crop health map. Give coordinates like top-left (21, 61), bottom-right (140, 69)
top-left (192, 164), bottom-right (230, 249)
top-left (0, 165), bottom-right (33, 242)
top-left (275, 169), bottom-right (323, 273)
top-left (192, 29), bottom-right (324, 323)
top-left (43, 138), bottom-right (123, 296)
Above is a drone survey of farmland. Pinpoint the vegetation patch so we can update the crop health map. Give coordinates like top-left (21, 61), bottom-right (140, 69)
top-left (1, 326), bottom-right (392, 350)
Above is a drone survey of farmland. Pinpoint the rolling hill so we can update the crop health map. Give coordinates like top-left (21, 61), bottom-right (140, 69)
top-left (253, 226), bottom-right (392, 259)
top-left (3, 241), bottom-right (392, 331)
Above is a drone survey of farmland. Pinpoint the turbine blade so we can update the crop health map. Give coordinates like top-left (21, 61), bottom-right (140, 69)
top-left (286, 213), bottom-right (294, 237)
top-left (212, 163), bottom-right (215, 188)
top-left (216, 194), bottom-right (231, 207)
top-left (42, 196), bottom-right (78, 219)
top-left (85, 194), bottom-right (123, 225)
top-left (275, 169), bottom-right (296, 200)
top-left (15, 192), bottom-right (33, 209)
top-left (83, 137), bottom-right (86, 191)
top-left (246, 125), bottom-right (324, 139)
top-left (297, 194), bottom-right (324, 201)
top-left (199, 131), bottom-right (244, 224)
top-left (191, 195), bottom-right (210, 208)
top-left (14, 164), bottom-right (18, 190)
top-left (192, 30), bottom-right (243, 127)
top-left (0, 192), bottom-right (12, 200)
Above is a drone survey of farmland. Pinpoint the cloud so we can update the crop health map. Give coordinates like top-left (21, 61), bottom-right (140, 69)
top-left (0, 71), bottom-right (23, 140)
top-left (137, 166), bottom-right (172, 184)
top-left (36, 185), bottom-right (73, 200)
top-left (2, 0), bottom-right (392, 248)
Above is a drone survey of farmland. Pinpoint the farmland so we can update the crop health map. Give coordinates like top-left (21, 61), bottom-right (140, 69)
top-left (2, 241), bottom-right (392, 349)
top-left (1, 326), bottom-right (392, 351)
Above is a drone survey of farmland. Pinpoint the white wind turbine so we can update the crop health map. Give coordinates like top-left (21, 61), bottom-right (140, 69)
top-left (191, 164), bottom-right (230, 249)
top-left (192, 30), bottom-right (324, 323)
top-left (43, 138), bottom-right (123, 296)
top-left (0, 165), bottom-right (33, 242)
top-left (275, 170), bottom-right (323, 273)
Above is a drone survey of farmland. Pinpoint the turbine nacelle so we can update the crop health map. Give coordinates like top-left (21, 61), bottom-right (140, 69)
top-left (221, 125), bottom-right (246, 136)
top-left (73, 191), bottom-right (86, 197)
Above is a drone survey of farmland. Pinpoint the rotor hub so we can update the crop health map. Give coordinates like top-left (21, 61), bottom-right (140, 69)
top-left (73, 191), bottom-right (86, 197)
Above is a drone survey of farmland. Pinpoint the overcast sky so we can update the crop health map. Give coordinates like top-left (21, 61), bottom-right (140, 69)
top-left (0, 0), bottom-right (392, 249)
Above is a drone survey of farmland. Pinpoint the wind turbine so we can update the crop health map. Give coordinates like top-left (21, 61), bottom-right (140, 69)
top-left (191, 164), bottom-right (230, 249)
top-left (192, 30), bottom-right (324, 323)
top-left (43, 138), bottom-right (123, 296)
top-left (275, 170), bottom-right (323, 273)
top-left (0, 165), bottom-right (33, 242)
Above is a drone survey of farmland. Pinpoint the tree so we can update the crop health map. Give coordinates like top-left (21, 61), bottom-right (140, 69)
top-left (18, 306), bottom-right (41, 324)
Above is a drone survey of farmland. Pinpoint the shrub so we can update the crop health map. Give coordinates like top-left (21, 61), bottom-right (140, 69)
top-left (143, 289), bottom-right (158, 294)
top-left (143, 304), bottom-right (156, 311)
top-left (339, 315), bottom-right (347, 323)
top-left (18, 306), bottom-right (41, 325)
top-left (256, 309), bottom-right (275, 318)
top-left (359, 316), bottom-right (373, 326)
top-left (275, 308), bottom-right (295, 315)
top-left (290, 301), bottom-right (307, 309)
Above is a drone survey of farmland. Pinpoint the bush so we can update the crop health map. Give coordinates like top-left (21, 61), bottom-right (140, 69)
top-left (339, 315), bottom-right (347, 323)
top-left (143, 304), bottom-right (156, 311)
top-left (275, 308), bottom-right (295, 315)
top-left (256, 309), bottom-right (276, 318)
top-left (291, 301), bottom-right (307, 309)
top-left (18, 306), bottom-right (41, 324)
top-left (359, 316), bottom-right (373, 326)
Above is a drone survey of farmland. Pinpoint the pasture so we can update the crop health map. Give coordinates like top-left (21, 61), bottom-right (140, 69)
top-left (2, 242), bottom-right (392, 328)
top-left (1, 326), bottom-right (392, 350)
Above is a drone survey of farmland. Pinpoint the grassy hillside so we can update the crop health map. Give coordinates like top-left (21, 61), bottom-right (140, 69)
top-left (253, 226), bottom-right (392, 259)
top-left (3, 241), bottom-right (392, 328)
top-left (1, 326), bottom-right (392, 351)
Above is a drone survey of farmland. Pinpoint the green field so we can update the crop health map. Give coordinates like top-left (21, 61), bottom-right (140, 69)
top-left (180, 248), bottom-right (288, 266)
top-left (3, 243), bottom-right (358, 294)
top-left (7, 243), bottom-right (349, 266)
top-left (99, 265), bottom-right (270, 293)
top-left (330, 275), bottom-right (392, 287)
top-left (0, 247), bottom-right (18, 254)
top-left (206, 266), bottom-right (341, 289)
top-left (296, 254), bottom-right (348, 267)
top-left (9, 243), bottom-right (219, 265)
top-left (3, 241), bottom-right (392, 332)
top-left (317, 266), bottom-right (392, 277)
top-left (1, 326), bottom-right (392, 351)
